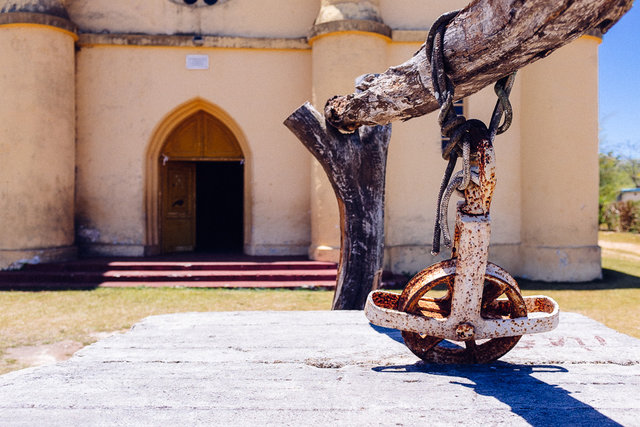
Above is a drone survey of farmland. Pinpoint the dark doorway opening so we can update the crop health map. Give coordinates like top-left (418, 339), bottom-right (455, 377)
top-left (195, 161), bottom-right (244, 253)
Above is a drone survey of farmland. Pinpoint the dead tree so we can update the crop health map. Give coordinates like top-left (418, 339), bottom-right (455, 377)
top-left (284, 101), bottom-right (391, 310)
top-left (286, 0), bottom-right (632, 310)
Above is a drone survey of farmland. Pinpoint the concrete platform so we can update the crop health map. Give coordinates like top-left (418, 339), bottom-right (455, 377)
top-left (1, 311), bottom-right (639, 426)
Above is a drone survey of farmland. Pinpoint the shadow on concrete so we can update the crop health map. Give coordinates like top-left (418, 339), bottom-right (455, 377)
top-left (369, 324), bottom-right (622, 426)
top-left (372, 362), bottom-right (621, 426)
top-left (369, 324), bottom-right (405, 344)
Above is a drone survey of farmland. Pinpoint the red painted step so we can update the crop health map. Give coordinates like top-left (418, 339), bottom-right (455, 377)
top-left (0, 255), bottom-right (406, 291)
top-left (98, 280), bottom-right (338, 289)
top-left (0, 255), bottom-right (341, 290)
top-left (21, 260), bottom-right (338, 272)
top-left (0, 269), bottom-right (338, 283)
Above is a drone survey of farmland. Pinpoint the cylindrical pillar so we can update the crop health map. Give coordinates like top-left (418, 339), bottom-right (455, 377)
top-left (519, 35), bottom-right (601, 281)
top-left (309, 0), bottom-right (390, 262)
top-left (0, 1), bottom-right (77, 268)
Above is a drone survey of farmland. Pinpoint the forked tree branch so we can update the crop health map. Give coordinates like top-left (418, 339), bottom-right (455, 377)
top-left (284, 102), bottom-right (391, 310)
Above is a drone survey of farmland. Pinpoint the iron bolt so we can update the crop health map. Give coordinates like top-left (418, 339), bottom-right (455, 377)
top-left (455, 322), bottom-right (475, 340)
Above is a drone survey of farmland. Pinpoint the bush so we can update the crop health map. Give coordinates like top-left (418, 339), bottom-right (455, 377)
top-left (602, 200), bottom-right (640, 232)
top-left (601, 203), bottom-right (618, 231)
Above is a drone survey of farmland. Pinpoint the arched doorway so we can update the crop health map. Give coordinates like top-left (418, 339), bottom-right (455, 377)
top-left (159, 111), bottom-right (244, 253)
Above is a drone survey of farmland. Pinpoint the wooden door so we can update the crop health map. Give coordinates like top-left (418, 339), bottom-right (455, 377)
top-left (159, 110), bottom-right (245, 254)
top-left (161, 162), bottom-right (196, 253)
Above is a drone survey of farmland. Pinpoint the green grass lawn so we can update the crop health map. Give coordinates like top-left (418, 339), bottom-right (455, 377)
top-left (0, 231), bottom-right (638, 375)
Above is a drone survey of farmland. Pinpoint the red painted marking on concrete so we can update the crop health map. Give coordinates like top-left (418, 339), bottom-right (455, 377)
top-left (516, 338), bottom-right (535, 350)
top-left (549, 337), bottom-right (565, 347)
top-left (573, 337), bottom-right (592, 351)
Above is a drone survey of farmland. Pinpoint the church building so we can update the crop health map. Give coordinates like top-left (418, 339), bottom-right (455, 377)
top-left (0, 0), bottom-right (602, 281)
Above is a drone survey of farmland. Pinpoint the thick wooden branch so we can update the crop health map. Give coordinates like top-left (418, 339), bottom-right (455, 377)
top-left (284, 102), bottom-right (391, 310)
top-left (325, 0), bottom-right (633, 132)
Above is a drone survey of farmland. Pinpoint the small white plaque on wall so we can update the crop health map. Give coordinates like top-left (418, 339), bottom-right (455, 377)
top-left (186, 55), bottom-right (209, 70)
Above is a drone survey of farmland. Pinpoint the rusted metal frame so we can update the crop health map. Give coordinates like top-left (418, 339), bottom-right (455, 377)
top-left (399, 260), bottom-right (526, 363)
top-left (448, 211), bottom-right (491, 339)
top-left (364, 115), bottom-right (560, 346)
top-left (442, 129), bottom-right (496, 342)
top-left (365, 278), bottom-right (559, 342)
top-left (366, 292), bottom-right (558, 340)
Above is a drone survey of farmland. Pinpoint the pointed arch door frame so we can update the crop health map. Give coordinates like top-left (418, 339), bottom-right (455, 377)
top-left (144, 98), bottom-right (251, 255)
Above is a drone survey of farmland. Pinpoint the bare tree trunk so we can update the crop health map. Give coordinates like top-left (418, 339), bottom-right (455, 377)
top-left (325, 0), bottom-right (633, 133)
top-left (284, 102), bottom-right (391, 310)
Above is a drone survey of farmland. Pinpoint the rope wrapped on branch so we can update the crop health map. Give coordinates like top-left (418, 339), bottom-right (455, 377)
top-left (324, 0), bottom-right (632, 133)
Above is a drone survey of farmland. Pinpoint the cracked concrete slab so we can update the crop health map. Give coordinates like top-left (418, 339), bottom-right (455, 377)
top-left (0, 311), bottom-right (639, 426)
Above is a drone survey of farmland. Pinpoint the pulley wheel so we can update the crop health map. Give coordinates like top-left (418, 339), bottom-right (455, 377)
top-left (397, 259), bottom-right (527, 364)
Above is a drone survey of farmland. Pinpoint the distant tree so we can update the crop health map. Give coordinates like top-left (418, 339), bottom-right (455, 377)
top-left (600, 153), bottom-right (634, 204)
top-left (599, 152), bottom-right (637, 228)
top-left (600, 139), bottom-right (640, 187)
top-left (622, 158), bottom-right (640, 187)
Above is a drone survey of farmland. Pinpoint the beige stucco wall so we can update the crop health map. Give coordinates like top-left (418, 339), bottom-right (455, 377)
top-left (66, 0), bottom-right (320, 38)
top-left (0, 1), bottom-right (603, 282)
top-left (309, 31), bottom-right (390, 262)
top-left (0, 24), bottom-right (76, 268)
top-left (384, 40), bottom-right (443, 273)
top-left (379, 0), bottom-right (469, 30)
top-left (305, 25), bottom-right (601, 281)
top-left (381, 34), bottom-right (600, 282)
top-left (520, 36), bottom-right (601, 281)
top-left (384, 40), bottom-right (524, 276)
top-left (75, 44), bottom-right (312, 256)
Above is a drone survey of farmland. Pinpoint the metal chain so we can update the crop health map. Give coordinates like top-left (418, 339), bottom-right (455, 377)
top-left (426, 10), bottom-right (462, 256)
top-left (426, 10), bottom-right (516, 256)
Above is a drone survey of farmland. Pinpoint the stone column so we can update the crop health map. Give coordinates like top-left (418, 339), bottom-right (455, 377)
top-left (519, 35), bottom-right (602, 281)
top-left (308, 0), bottom-right (390, 262)
top-left (0, 0), bottom-right (77, 268)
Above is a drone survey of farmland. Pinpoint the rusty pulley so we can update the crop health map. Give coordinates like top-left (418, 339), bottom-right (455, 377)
top-left (364, 12), bottom-right (559, 364)
top-left (365, 118), bottom-right (559, 363)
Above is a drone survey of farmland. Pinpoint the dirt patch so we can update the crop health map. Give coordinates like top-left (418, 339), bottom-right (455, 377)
top-left (5, 341), bottom-right (84, 368)
top-left (2, 331), bottom-right (123, 374)
top-left (599, 240), bottom-right (640, 263)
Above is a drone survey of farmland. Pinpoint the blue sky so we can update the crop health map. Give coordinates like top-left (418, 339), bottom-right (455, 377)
top-left (599, 3), bottom-right (640, 158)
